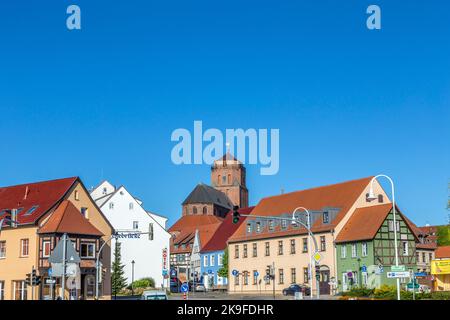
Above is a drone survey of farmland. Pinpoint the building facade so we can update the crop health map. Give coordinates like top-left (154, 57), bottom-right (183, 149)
top-left (90, 181), bottom-right (171, 288)
top-left (431, 246), bottom-right (450, 291)
top-left (227, 176), bottom-right (389, 295)
top-left (0, 177), bottom-right (113, 300)
top-left (335, 204), bottom-right (418, 291)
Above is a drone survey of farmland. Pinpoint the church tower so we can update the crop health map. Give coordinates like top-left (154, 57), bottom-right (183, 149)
top-left (211, 152), bottom-right (249, 208)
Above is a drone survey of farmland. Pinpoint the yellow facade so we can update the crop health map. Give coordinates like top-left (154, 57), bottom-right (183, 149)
top-left (431, 259), bottom-right (450, 291)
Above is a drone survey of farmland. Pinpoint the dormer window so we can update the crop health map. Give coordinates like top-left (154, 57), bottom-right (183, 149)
top-left (193, 207), bottom-right (197, 214)
top-left (378, 195), bottom-right (384, 203)
top-left (256, 221), bottom-right (261, 233)
top-left (281, 219), bottom-right (287, 229)
top-left (323, 212), bottom-right (329, 224)
top-left (246, 223), bottom-right (252, 233)
top-left (268, 220), bottom-right (274, 231)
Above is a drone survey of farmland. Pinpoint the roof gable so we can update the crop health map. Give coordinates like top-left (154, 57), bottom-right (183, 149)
top-left (182, 183), bottom-right (232, 208)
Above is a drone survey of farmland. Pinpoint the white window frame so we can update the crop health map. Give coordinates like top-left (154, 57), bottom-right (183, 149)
top-left (210, 254), bottom-right (215, 267)
top-left (129, 202), bottom-right (134, 210)
top-left (362, 272), bottom-right (368, 286)
top-left (362, 242), bottom-right (368, 257)
top-left (218, 253), bottom-right (223, 266)
top-left (133, 221), bottom-right (139, 230)
top-left (80, 243), bottom-right (96, 259)
top-left (0, 281), bottom-right (4, 300)
top-left (42, 240), bottom-right (51, 258)
top-left (13, 281), bottom-right (27, 300)
top-left (351, 243), bottom-right (357, 258)
top-left (341, 245), bottom-right (346, 258)
top-left (402, 241), bottom-right (409, 256)
top-left (20, 239), bottom-right (29, 257)
top-left (109, 202), bottom-right (114, 209)
top-left (203, 255), bottom-right (208, 267)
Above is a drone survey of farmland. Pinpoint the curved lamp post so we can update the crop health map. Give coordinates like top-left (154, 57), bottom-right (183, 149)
top-left (367, 174), bottom-right (401, 301)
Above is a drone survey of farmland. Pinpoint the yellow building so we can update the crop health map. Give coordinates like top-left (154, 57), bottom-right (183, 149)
top-left (227, 176), bottom-right (389, 296)
top-left (0, 177), bottom-right (114, 300)
top-left (431, 246), bottom-right (450, 292)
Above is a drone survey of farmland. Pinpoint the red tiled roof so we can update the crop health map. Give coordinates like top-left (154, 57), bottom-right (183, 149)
top-left (0, 177), bottom-right (78, 226)
top-left (435, 246), bottom-right (450, 259)
top-left (229, 177), bottom-right (374, 243)
top-left (38, 200), bottom-right (103, 236)
top-left (335, 204), bottom-right (392, 243)
top-left (201, 207), bottom-right (254, 253)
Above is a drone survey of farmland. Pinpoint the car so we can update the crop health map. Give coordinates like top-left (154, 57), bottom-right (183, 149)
top-left (195, 284), bottom-right (206, 292)
top-left (282, 284), bottom-right (311, 296)
top-left (141, 290), bottom-right (168, 300)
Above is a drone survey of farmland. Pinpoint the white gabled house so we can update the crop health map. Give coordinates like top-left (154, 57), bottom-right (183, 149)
top-left (90, 181), bottom-right (171, 289)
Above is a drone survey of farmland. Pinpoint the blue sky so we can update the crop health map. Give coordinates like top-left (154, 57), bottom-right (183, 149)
top-left (0, 1), bottom-right (449, 226)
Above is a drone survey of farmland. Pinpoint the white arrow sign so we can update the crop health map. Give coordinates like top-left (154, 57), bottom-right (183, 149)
top-left (387, 271), bottom-right (410, 278)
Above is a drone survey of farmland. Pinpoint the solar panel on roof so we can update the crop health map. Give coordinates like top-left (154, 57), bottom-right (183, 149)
top-left (24, 205), bottom-right (39, 216)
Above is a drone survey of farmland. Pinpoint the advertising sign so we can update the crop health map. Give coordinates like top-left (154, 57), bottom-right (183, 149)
top-left (431, 259), bottom-right (450, 275)
top-left (162, 248), bottom-right (169, 275)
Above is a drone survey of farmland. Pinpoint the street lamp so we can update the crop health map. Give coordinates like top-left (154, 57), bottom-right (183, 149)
top-left (131, 260), bottom-right (135, 296)
top-left (367, 174), bottom-right (401, 300)
top-left (291, 207), bottom-right (314, 300)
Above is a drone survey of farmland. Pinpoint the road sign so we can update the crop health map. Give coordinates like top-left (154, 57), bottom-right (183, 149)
top-left (407, 283), bottom-right (420, 289)
top-left (263, 275), bottom-right (270, 281)
top-left (180, 282), bottom-right (189, 293)
top-left (390, 265), bottom-right (406, 272)
top-left (361, 265), bottom-right (367, 273)
top-left (48, 235), bottom-right (81, 264)
top-left (232, 269), bottom-right (239, 276)
top-left (170, 269), bottom-right (177, 277)
top-left (387, 271), bottom-right (410, 278)
top-left (313, 251), bottom-right (322, 263)
top-left (162, 270), bottom-right (168, 276)
top-left (48, 268), bottom-right (53, 277)
top-left (254, 271), bottom-right (259, 277)
top-left (414, 272), bottom-right (427, 277)
top-left (347, 271), bottom-right (353, 278)
top-left (45, 278), bottom-right (56, 285)
top-left (208, 270), bottom-right (213, 274)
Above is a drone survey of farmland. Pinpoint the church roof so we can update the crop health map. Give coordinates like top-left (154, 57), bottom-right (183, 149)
top-left (182, 183), bottom-right (233, 209)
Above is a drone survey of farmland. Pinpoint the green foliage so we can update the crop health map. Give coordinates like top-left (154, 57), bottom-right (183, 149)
top-left (437, 225), bottom-right (450, 246)
top-left (345, 287), bottom-right (374, 297)
top-left (431, 291), bottom-right (450, 300)
top-left (111, 242), bottom-right (128, 296)
top-left (128, 277), bottom-right (155, 290)
top-left (218, 248), bottom-right (228, 278)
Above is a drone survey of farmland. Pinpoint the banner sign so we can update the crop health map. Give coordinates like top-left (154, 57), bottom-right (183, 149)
top-left (431, 259), bottom-right (450, 275)
top-left (162, 248), bottom-right (169, 275)
top-left (114, 232), bottom-right (141, 239)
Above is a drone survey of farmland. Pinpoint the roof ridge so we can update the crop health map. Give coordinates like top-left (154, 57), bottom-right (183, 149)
top-left (0, 176), bottom-right (78, 189)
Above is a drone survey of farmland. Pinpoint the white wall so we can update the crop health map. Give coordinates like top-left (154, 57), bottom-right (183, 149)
top-left (91, 183), bottom-right (171, 288)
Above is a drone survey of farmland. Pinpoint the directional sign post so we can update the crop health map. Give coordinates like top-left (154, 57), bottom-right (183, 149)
top-left (361, 265), bottom-right (367, 273)
top-left (387, 271), bottom-right (410, 278)
top-left (390, 265), bottom-right (406, 272)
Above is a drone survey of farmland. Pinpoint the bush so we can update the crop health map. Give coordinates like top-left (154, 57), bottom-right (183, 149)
top-left (373, 285), bottom-right (396, 299)
top-left (345, 287), bottom-right (374, 297)
top-left (127, 277), bottom-right (155, 290)
top-left (431, 291), bottom-right (450, 300)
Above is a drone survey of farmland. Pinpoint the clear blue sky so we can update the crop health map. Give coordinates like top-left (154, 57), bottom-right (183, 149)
top-left (0, 1), bottom-right (449, 226)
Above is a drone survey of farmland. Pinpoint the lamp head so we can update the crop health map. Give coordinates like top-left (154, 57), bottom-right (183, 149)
top-left (367, 186), bottom-right (377, 201)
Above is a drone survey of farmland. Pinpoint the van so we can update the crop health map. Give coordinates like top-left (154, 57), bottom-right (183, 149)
top-left (141, 290), bottom-right (168, 300)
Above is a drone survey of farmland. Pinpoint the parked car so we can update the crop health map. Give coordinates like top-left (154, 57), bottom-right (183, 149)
top-left (282, 284), bottom-right (311, 296)
top-left (141, 290), bottom-right (168, 300)
top-left (195, 284), bottom-right (206, 292)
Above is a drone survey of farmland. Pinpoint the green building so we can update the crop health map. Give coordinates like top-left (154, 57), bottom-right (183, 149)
top-left (335, 204), bottom-right (418, 292)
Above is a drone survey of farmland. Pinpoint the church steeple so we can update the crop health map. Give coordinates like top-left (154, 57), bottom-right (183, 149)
top-left (211, 151), bottom-right (249, 208)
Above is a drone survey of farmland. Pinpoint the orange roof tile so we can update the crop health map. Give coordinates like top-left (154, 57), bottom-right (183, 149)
top-left (229, 176), bottom-right (373, 243)
top-left (38, 200), bottom-right (103, 236)
top-left (435, 246), bottom-right (450, 259)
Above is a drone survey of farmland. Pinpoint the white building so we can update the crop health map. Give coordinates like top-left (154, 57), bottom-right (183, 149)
top-left (90, 181), bottom-right (171, 288)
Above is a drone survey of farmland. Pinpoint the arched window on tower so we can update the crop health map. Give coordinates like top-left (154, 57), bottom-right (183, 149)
top-left (218, 175), bottom-right (221, 185)
top-left (228, 174), bottom-right (231, 184)
top-left (193, 206), bottom-right (197, 214)
top-left (203, 207), bottom-right (207, 215)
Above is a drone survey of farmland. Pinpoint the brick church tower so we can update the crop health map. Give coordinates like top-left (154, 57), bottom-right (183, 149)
top-left (211, 152), bottom-right (249, 208)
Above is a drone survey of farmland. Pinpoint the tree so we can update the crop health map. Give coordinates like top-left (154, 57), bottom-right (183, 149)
top-left (111, 241), bottom-right (127, 296)
top-left (218, 248), bottom-right (229, 278)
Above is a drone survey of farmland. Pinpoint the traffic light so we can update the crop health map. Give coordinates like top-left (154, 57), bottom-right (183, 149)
top-left (232, 206), bottom-right (240, 224)
top-left (315, 265), bottom-right (320, 281)
top-left (25, 273), bottom-right (31, 286)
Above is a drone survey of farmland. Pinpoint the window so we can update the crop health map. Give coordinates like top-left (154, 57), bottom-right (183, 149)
top-left (210, 255), bottom-right (215, 266)
top-left (291, 268), bottom-right (296, 284)
top-left (252, 243), bottom-right (257, 257)
top-left (42, 241), bottom-right (51, 258)
top-left (133, 221), bottom-right (139, 230)
top-left (0, 241), bottom-right (5, 259)
top-left (402, 241), bottom-right (409, 256)
top-left (362, 272), bottom-right (368, 286)
top-left (422, 252), bottom-right (426, 263)
top-left (246, 223), bottom-right (252, 233)
top-left (362, 242), bottom-right (368, 257)
top-left (129, 203), bottom-right (134, 210)
top-left (429, 253), bottom-right (433, 262)
top-left (256, 222), bottom-right (261, 233)
top-left (217, 175), bottom-right (221, 185)
top-left (24, 205), bottom-right (39, 216)
top-left (74, 190), bottom-right (79, 201)
top-left (351, 243), bottom-right (357, 258)
top-left (228, 174), bottom-right (231, 184)
top-left (281, 219), bottom-right (287, 229)
top-left (320, 236), bottom-right (326, 251)
top-left (265, 242), bottom-right (270, 256)
top-left (193, 207), bottom-right (197, 214)
top-left (13, 281), bottom-right (27, 300)
top-left (302, 238), bottom-right (308, 253)
top-left (218, 254), bottom-right (223, 266)
top-left (80, 243), bottom-right (95, 258)
top-left (20, 239), bottom-right (29, 257)
top-left (253, 270), bottom-right (258, 285)
top-left (148, 223), bottom-right (154, 240)
top-left (243, 271), bottom-right (249, 285)
top-left (416, 252), bottom-right (420, 262)
top-left (389, 220), bottom-right (400, 232)
top-left (204, 255), bottom-right (209, 267)
top-left (243, 244), bottom-right (248, 258)
top-left (278, 269), bottom-right (284, 284)
top-left (235, 274), bottom-right (239, 286)
top-left (268, 220), bottom-right (274, 231)
top-left (102, 187), bottom-right (107, 195)
top-left (80, 207), bottom-right (88, 218)
top-left (0, 281), bottom-right (4, 300)
top-left (109, 202), bottom-right (114, 210)
top-left (303, 267), bottom-right (309, 283)
top-left (323, 211), bottom-right (329, 224)
top-left (378, 195), bottom-right (384, 203)
top-left (222, 176), bottom-right (226, 184)
top-left (341, 245), bottom-right (346, 258)
top-left (234, 245), bottom-right (239, 259)
top-left (202, 207), bottom-right (207, 215)
top-left (290, 239), bottom-right (296, 254)
top-left (278, 240), bottom-right (283, 255)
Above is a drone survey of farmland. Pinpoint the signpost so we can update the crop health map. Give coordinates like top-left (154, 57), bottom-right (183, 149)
top-left (391, 265), bottom-right (406, 272)
top-left (181, 282), bottom-right (189, 300)
top-left (361, 265), bottom-right (367, 273)
top-left (232, 269), bottom-right (239, 277)
top-left (387, 271), bottom-right (410, 278)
